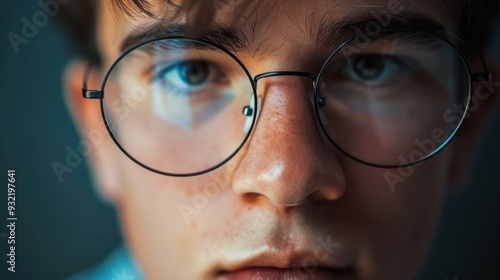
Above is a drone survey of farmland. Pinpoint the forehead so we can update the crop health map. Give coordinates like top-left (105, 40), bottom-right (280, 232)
top-left (96, 0), bottom-right (458, 63)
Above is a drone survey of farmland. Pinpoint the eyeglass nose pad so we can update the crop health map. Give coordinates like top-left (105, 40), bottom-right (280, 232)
top-left (313, 78), bottom-right (329, 126)
top-left (317, 96), bottom-right (329, 126)
top-left (243, 95), bottom-right (262, 133)
top-left (311, 80), bottom-right (329, 125)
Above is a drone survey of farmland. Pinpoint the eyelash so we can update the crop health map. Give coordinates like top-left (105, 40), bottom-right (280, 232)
top-left (150, 60), bottom-right (227, 96)
top-left (341, 54), bottom-right (418, 87)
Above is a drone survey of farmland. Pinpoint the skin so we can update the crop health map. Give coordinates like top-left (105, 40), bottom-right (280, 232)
top-left (64, 0), bottom-right (499, 279)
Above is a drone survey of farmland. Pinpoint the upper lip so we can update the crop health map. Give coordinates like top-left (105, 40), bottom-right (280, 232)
top-left (212, 244), bottom-right (354, 276)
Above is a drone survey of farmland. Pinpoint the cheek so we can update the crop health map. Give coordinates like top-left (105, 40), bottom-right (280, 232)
top-left (339, 149), bottom-right (451, 279)
top-left (115, 160), bottom-right (235, 278)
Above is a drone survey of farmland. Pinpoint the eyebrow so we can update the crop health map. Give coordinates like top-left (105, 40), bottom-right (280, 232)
top-left (316, 11), bottom-right (448, 47)
top-left (120, 11), bottom-right (447, 53)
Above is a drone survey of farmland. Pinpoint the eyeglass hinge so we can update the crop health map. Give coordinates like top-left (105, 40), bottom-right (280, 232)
top-left (83, 89), bottom-right (103, 99)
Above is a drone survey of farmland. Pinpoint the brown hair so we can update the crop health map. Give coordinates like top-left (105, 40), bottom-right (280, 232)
top-left (56, 0), bottom-right (499, 65)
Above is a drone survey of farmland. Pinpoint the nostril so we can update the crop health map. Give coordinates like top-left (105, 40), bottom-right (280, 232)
top-left (240, 191), bottom-right (308, 207)
top-left (312, 187), bottom-right (345, 202)
top-left (240, 192), bottom-right (262, 204)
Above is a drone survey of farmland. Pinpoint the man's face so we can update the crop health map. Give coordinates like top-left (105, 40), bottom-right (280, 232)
top-left (88, 0), bottom-right (464, 279)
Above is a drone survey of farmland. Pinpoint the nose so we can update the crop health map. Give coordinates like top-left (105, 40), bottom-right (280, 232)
top-left (231, 76), bottom-right (346, 207)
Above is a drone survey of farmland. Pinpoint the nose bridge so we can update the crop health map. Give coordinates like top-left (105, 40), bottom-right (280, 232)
top-left (258, 74), bottom-right (317, 136)
top-left (231, 73), bottom-right (345, 207)
top-left (251, 71), bottom-right (319, 129)
top-left (253, 73), bottom-right (319, 150)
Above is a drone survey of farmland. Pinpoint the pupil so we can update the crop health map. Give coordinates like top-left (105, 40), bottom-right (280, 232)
top-left (353, 56), bottom-right (384, 80)
top-left (180, 62), bottom-right (208, 85)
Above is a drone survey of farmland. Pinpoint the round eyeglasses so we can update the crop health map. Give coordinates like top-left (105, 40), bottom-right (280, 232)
top-left (83, 28), bottom-right (487, 176)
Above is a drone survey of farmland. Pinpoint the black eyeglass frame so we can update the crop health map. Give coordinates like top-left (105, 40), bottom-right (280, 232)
top-left (82, 27), bottom-right (491, 177)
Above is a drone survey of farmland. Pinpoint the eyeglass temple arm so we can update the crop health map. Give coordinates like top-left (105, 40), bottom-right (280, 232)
top-left (82, 66), bottom-right (103, 99)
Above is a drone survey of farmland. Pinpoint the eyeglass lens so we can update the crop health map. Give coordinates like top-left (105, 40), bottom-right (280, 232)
top-left (317, 29), bottom-right (469, 167)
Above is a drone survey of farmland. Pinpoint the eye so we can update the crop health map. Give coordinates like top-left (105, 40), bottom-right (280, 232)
top-left (351, 55), bottom-right (388, 81)
top-left (151, 60), bottom-right (228, 95)
top-left (343, 54), bottom-right (415, 85)
top-left (178, 61), bottom-right (209, 85)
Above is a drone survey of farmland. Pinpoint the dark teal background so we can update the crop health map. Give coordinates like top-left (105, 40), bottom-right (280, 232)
top-left (0, 2), bottom-right (121, 280)
top-left (0, 1), bottom-right (499, 279)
